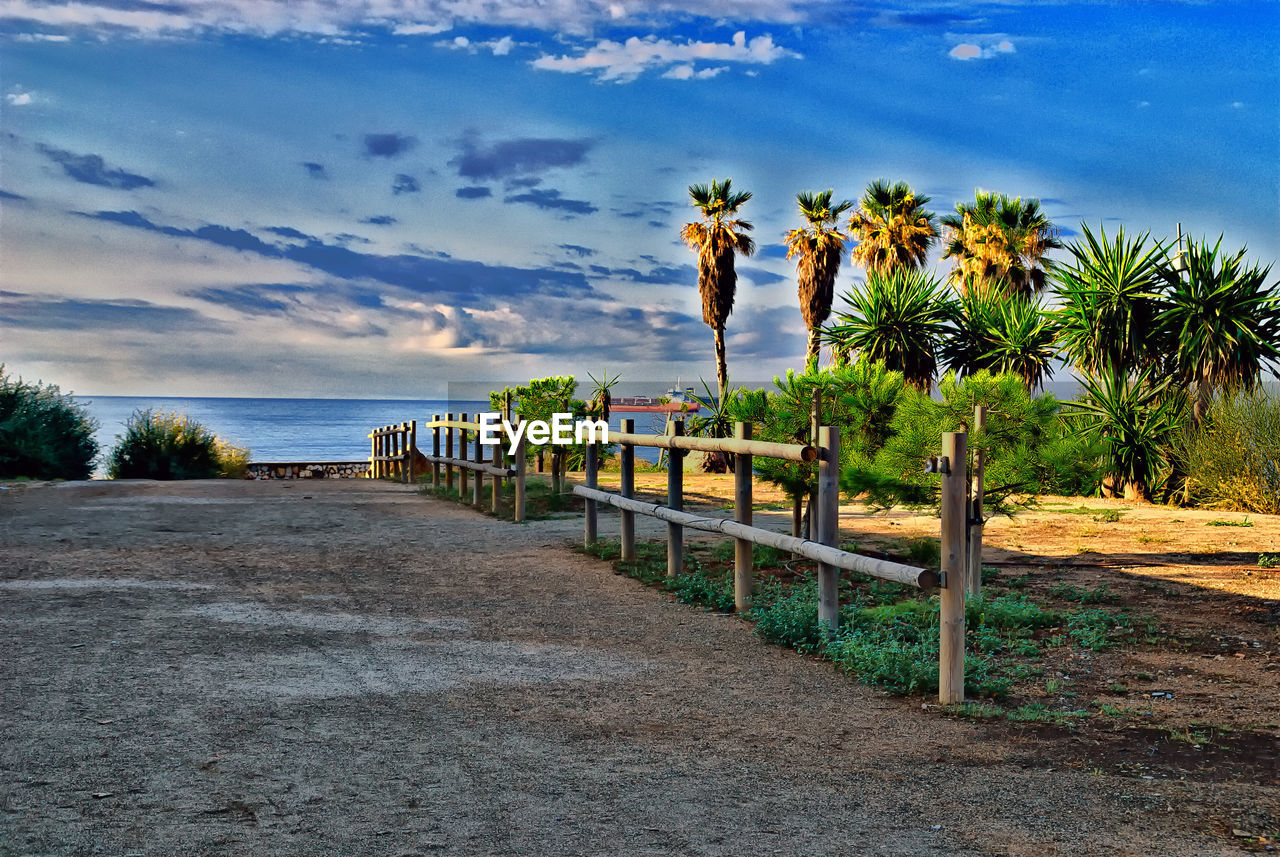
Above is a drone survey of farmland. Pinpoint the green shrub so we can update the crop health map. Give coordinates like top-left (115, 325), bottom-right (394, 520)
top-left (1180, 391), bottom-right (1280, 514)
top-left (0, 367), bottom-right (98, 480)
top-left (669, 565), bottom-right (736, 613)
top-left (108, 409), bottom-right (248, 480)
top-left (751, 580), bottom-right (826, 653)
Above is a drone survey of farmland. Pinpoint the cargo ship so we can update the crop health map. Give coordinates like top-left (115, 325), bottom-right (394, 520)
top-left (613, 386), bottom-right (701, 413)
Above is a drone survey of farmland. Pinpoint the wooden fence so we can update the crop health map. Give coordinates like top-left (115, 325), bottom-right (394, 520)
top-left (419, 413), bottom-right (525, 522)
top-left (368, 422), bottom-right (415, 481)
top-left (572, 418), bottom-right (970, 704)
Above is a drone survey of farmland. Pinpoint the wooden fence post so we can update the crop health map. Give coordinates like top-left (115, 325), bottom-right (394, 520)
top-left (473, 422), bottom-right (484, 507)
top-left (431, 416), bottom-right (441, 490)
top-left (491, 428), bottom-right (503, 515)
top-left (940, 430), bottom-right (968, 704)
top-left (667, 419), bottom-right (684, 579)
top-left (584, 441), bottom-right (598, 546)
top-left (817, 426), bottom-right (840, 630)
top-left (968, 405), bottom-right (986, 597)
top-left (369, 429), bottom-right (376, 479)
top-left (734, 421), bottom-right (753, 613)
top-left (620, 418), bottom-right (635, 561)
top-left (465, 414), bottom-right (476, 501)
top-left (408, 421), bottom-right (417, 484)
top-left (809, 388), bottom-right (821, 540)
top-left (514, 420), bottom-right (526, 523)
top-left (444, 413), bottom-right (454, 492)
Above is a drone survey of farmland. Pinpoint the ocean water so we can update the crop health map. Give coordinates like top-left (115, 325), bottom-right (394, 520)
top-left (80, 396), bottom-right (681, 471)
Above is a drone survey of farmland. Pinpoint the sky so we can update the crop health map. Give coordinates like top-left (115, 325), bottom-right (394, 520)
top-left (1, 0), bottom-right (1277, 398)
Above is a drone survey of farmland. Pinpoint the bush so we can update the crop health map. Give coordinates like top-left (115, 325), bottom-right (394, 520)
top-left (108, 409), bottom-right (248, 480)
top-left (0, 367), bottom-right (98, 480)
top-left (1180, 391), bottom-right (1280, 514)
top-left (751, 580), bottom-right (825, 653)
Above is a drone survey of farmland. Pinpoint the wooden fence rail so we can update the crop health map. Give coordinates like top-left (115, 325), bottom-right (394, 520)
top-left (414, 413), bottom-right (526, 523)
top-left (368, 422), bottom-right (415, 482)
top-left (572, 419), bottom-right (968, 703)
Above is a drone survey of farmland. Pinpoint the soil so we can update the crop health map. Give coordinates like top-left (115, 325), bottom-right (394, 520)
top-left (1, 476), bottom-right (1276, 856)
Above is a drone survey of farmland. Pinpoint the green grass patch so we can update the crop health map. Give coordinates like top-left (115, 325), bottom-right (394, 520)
top-left (1049, 582), bottom-right (1121, 604)
top-left (1205, 518), bottom-right (1254, 527)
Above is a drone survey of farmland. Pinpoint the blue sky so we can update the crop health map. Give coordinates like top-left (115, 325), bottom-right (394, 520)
top-left (2, 0), bottom-right (1277, 397)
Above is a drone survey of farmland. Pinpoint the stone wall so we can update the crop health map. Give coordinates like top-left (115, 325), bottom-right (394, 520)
top-left (246, 461), bottom-right (370, 480)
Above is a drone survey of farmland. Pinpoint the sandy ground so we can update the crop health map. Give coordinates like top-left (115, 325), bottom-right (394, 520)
top-left (1, 477), bottom-right (1276, 856)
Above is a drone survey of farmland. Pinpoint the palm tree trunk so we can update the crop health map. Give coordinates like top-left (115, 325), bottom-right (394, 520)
top-left (713, 323), bottom-right (729, 408)
top-left (805, 326), bottom-right (822, 369)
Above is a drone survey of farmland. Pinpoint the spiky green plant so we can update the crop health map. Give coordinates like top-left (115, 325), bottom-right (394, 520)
top-left (825, 268), bottom-right (953, 390)
top-left (982, 298), bottom-right (1058, 391)
top-left (680, 178), bottom-right (755, 406)
top-left (1070, 369), bottom-right (1185, 501)
top-left (1051, 223), bottom-right (1168, 376)
top-left (1154, 236), bottom-right (1280, 422)
top-left (785, 189), bottom-right (853, 366)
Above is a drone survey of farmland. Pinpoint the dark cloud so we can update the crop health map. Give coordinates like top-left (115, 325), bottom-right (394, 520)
top-left (606, 263), bottom-right (697, 285)
top-left (505, 176), bottom-right (542, 190)
top-left (647, 220), bottom-right (665, 229)
top-left (184, 284), bottom-right (310, 314)
top-left (503, 188), bottom-right (597, 216)
top-left (302, 161), bottom-right (327, 179)
top-left (37, 144), bottom-right (155, 190)
top-left (455, 186), bottom-right (492, 199)
top-left (361, 215), bottom-right (397, 225)
top-left (451, 135), bottom-right (593, 180)
top-left (558, 244), bottom-right (595, 257)
top-left (264, 225), bottom-right (314, 241)
top-left (79, 210), bottom-right (597, 303)
top-left (1, 189), bottom-right (28, 200)
top-left (363, 133), bottom-right (418, 158)
top-left (756, 243), bottom-right (790, 260)
top-left (0, 291), bottom-right (223, 333)
top-left (738, 266), bottom-right (788, 286)
top-left (392, 173), bottom-right (420, 195)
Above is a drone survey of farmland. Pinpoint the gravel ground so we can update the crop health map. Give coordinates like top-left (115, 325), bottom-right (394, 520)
top-left (1, 479), bottom-right (1271, 856)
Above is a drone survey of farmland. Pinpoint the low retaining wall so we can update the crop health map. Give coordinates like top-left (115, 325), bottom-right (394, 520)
top-left (246, 462), bottom-right (370, 480)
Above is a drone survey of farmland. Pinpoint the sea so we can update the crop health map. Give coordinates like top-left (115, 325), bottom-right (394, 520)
top-left (80, 396), bottom-right (686, 473)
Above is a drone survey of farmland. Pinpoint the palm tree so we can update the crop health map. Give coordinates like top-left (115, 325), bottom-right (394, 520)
top-left (1072, 368), bottom-right (1183, 502)
top-left (825, 268), bottom-right (952, 391)
top-left (847, 179), bottom-right (938, 275)
top-left (680, 178), bottom-right (755, 407)
top-left (785, 190), bottom-right (853, 366)
top-left (942, 191), bottom-right (1062, 297)
top-left (1156, 236), bottom-right (1280, 423)
top-left (1051, 223), bottom-right (1168, 377)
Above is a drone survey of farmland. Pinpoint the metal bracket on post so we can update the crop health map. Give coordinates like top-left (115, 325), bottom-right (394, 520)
top-left (924, 455), bottom-right (951, 475)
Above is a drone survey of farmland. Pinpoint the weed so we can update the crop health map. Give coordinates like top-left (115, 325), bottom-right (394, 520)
top-left (904, 537), bottom-right (942, 568)
top-left (944, 701), bottom-right (1003, 720)
top-left (1205, 518), bottom-right (1253, 527)
top-left (1049, 582), bottom-right (1120, 604)
top-left (1108, 683), bottom-right (1129, 695)
top-left (980, 566), bottom-right (1001, 584)
top-left (1007, 703), bottom-right (1089, 725)
top-left (1259, 554), bottom-right (1278, 569)
top-left (751, 580), bottom-right (825, 654)
top-left (1093, 509), bottom-right (1123, 523)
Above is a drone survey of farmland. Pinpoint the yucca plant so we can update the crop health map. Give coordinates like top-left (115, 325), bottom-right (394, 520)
top-left (1154, 236), bottom-right (1280, 423)
top-left (825, 268), bottom-right (953, 391)
top-left (939, 287), bottom-right (1003, 377)
top-left (847, 179), bottom-right (939, 275)
top-left (680, 178), bottom-right (755, 406)
top-left (1051, 223), bottom-right (1168, 377)
top-left (785, 190), bottom-right (853, 366)
top-left (1069, 369), bottom-right (1184, 501)
top-left (982, 297), bottom-right (1058, 391)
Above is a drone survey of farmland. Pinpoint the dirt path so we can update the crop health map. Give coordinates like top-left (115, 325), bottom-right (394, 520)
top-left (1, 479), bottom-right (1273, 856)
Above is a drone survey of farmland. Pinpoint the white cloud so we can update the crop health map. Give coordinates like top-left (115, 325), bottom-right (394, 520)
top-left (533, 30), bottom-right (798, 82)
top-left (436, 33), bottom-right (519, 56)
top-left (6, 90), bottom-right (34, 106)
top-left (0, 0), bottom-right (829, 40)
top-left (948, 33), bottom-right (1016, 61)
